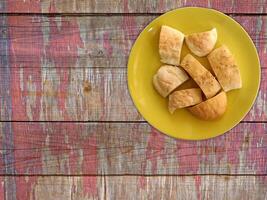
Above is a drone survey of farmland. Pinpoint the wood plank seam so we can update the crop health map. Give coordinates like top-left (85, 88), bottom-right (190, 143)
top-left (0, 174), bottom-right (267, 177)
top-left (0, 121), bottom-right (265, 123)
top-left (1, 13), bottom-right (267, 16)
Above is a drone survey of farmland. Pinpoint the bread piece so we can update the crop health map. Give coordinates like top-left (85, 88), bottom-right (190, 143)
top-left (159, 25), bottom-right (185, 65)
top-left (185, 28), bottom-right (217, 57)
top-left (180, 54), bottom-right (221, 98)
top-left (168, 88), bottom-right (203, 114)
top-left (153, 65), bottom-right (189, 97)
top-left (208, 45), bottom-right (242, 92)
top-left (188, 91), bottom-right (227, 120)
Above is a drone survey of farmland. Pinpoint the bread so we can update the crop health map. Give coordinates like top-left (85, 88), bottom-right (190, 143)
top-left (168, 88), bottom-right (203, 114)
top-left (180, 54), bottom-right (221, 98)
top-left (208, 45), bottom-right (242, 92)
top-left (159, 25), bottom-right (185, 65)
top-left (188, 91), bottom-right (227, 120)
top-left (153, 65), bottom-right (189, 97)
top-left (185, 28), bottom-right (217, 57)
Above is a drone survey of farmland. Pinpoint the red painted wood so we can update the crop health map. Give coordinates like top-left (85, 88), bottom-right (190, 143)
top-left (4, 176), bottom-right (100, 199)
top-left (0, 16), bottom-right (266, 122)
top-left (2, 175), bottom-right (267, 200)
top-left (6, 0), bottom-right (42, 13)
top-left (0, 67), bottom-right (265, 121)
top-left (0, 122), bottom-right (266, 175)
top-left (0, 177), bottom-right (4, 200)
top-left (8, 5), bottom-right (43, 121)
top-left (2, 0), bottom-right (267, 14)
top-left (2, 15), bottom-right (266, 70)
top-left (46, 3), bottom-right (84, 121)
top-left (15, 177), bottom-right (37, 200)
top-left (0, 0), bottom-right (266, 199)
top-left (2, 15), bottom-right (265, 121)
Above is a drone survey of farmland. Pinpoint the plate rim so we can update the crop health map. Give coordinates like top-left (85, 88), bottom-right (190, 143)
top-left (127, 6), bottom-right (261, 140)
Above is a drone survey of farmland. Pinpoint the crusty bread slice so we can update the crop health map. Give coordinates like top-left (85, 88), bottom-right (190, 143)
top-left (185, 28), bottom-right (217, 57)
top-left (188, 91), bottom-right (227, 120)
top-left (153, 65), bottom-right (189, 97)
top-left (180, 54), bottom-right (221, 98)
top-left (208, 45), bottom-right (242, 92)
top-left (159, 25), bottom-right (185, 65)
top-left (168, 88), bottom-right (203, 114)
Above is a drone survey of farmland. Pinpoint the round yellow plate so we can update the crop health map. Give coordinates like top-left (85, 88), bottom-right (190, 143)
top-left (127, 7), bottom-right (261, 140)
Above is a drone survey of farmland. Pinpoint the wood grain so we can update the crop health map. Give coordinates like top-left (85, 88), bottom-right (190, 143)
top-left (5, 15), bottom-right (151, 69)
top-left (3, 15), bottom-right (266, 69)
top-left (0, 0), bottom-right (266, 199)
top-left (0, 122), bottom-right (266, 175)
top-left (2, 15), bottom-right (266, 121)
top-left (1, 175), bottom-right (267, 200)
top-left (0, 67), bottom-right (265, 121)
top-left (2, 0), bottom-right (267, 14)
top-left (8, 68), bottom-right (141, 121)
top-left (105, 176), bottom-right (267, 200)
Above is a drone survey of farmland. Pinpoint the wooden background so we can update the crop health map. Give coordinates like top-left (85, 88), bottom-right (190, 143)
top-left (0, 0), bottom-right (266, 199)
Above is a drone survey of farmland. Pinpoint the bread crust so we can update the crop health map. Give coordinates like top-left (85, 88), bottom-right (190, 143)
top-left (153, 65), bottom-right (189, 97)
top-left (159, 26), bottom-right (185, 65)
top-left (188, 91), bottom-right (227, 120)
top-left (208, 45), bottom-right (242, 92)
top-left (185, 28), bottom-right (217, 57)
top-left (168, 88), bottom-right (203, 114)
top-left (180, 54), bottom-right (221, 98)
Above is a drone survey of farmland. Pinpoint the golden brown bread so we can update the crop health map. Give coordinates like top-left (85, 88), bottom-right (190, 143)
top-left (185, 28), bottom-right (217, 57)
top-left (168, 88), bottom-right (203, 114)
top-left (180, 54), bottom-right (221, 98)
top-left (208, 45), bottom-right (242, 92)
top-left (153, 65), bottom-right (189, 97)
top-left (188, 91), bottom-right (227, 120)
top-left (159, 25), bottom-right (185, 65)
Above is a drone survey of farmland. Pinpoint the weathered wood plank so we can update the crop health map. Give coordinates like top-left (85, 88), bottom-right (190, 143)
top-left (0, 177), bottom-right (4, 200)
top-left (105, 176), bottom-right (267, 200)
top-left (0, 67), bottom-right (265, 121)
top-left (0, 14), bottom-right (16, 196)
top-left (1, 175), bottom-right (267, 200)
top-left (5, 15), bottom-right (151, 69)
top-left (4, 15), bottom-right (267, 121)
top-left (8, 68), bottom-right (141, 121)
top-left (3, 15), bottom-right (266, 121)
top-left (4, 15), bottom-right (267, 69)
top-left (0, 122), bottom-right (266, 175)
top-left (1, 175), bottom-right (102, 200)
top-left (2, 0), bottom-right (267, 14)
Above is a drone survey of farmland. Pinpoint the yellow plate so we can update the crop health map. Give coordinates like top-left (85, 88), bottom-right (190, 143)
top-left (127, 7), bottom-right (261, 140)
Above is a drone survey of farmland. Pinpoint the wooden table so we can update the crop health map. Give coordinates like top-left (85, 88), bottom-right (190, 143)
top-left (0, 1), bottom-right (266, 199)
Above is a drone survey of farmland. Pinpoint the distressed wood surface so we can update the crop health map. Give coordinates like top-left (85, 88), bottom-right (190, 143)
top-left (0, 122), bottom-right (266, 175)
top-left (0, 0), bottom-right (267, 199)
top-left (1, 15), bottom-right (266, 121)
top-left (1, 175), bottom-right (267, 200)
top-left (1, 0), bottom-right (267, 14)
top-left (0, 67), bottom-right (265, 121)
top-left (2, 15), bottom-right (266, 69)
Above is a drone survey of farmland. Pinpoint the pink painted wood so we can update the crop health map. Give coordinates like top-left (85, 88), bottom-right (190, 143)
top-left (2, 0), bottom-right (267, 14)
top-left (0, 122), bottom-right (266, 175)
top-left (1, 175), bottom-right (267, 200)
top-left (0, 67), bottom-right (265, 121)
top-left (3, 15), bottom-right (266, 70)
top-left (0, 0), bottom-right (267, 199)
top-left (0, 15), bottom-right (266, 121)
